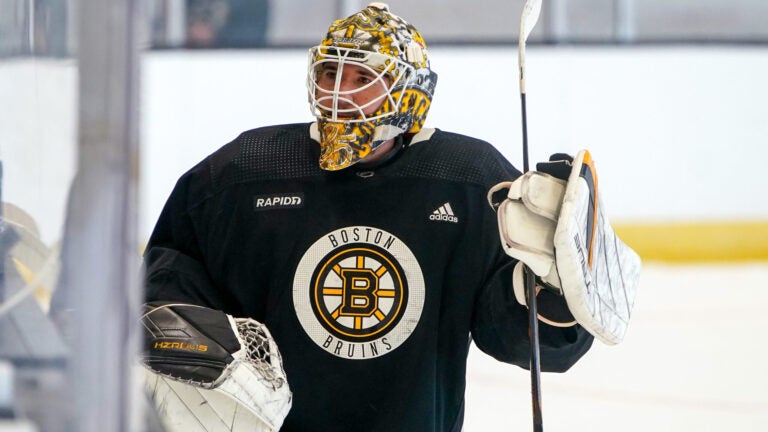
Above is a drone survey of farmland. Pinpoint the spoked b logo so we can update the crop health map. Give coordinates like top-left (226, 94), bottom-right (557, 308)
top-left (293, 227), bottom-right (425, 360)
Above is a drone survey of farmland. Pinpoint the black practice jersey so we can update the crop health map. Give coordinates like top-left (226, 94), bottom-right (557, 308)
top-left (144, 123), bottom-right (594, 432)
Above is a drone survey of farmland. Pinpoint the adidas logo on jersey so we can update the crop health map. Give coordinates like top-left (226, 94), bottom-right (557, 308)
top-left (429, 202), bottom-right (458, 223)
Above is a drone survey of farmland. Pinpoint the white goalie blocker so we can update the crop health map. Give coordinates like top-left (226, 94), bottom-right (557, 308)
top-left (141, 303), bottom-right (292, 432)
top-left (488, 150), bottom-right (641, 345)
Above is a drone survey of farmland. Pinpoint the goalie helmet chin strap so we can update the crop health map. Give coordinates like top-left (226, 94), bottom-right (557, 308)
top-left (354, 134), bottom-right (407, 171)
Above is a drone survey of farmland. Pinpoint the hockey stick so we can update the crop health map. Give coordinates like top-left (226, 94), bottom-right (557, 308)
top-left (518, 0), bottom-right (544, 431)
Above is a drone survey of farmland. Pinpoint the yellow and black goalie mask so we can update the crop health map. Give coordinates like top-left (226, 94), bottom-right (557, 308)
top-left (307, 2), bottom-right (438, 171)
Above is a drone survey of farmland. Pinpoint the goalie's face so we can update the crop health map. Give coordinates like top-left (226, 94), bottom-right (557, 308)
top-left (312, 60), bottom-right (393, 121)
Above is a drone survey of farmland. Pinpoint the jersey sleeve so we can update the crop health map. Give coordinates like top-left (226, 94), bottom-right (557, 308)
top-left (142, 165), bottom-right (237, 313)
top-left (470, 254), bottom-right (594, 372)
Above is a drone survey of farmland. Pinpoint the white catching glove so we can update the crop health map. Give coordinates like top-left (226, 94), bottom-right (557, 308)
top-left (488, 150), bottom-right (641, 345)
top-left (489, 163), bottom-right (569, 293)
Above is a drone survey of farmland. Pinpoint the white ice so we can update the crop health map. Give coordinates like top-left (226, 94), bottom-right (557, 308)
top-left (464, 263), bottom-right (768, 432)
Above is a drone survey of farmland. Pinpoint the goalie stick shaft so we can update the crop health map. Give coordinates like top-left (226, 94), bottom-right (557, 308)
top-left (518, 0), bottom-right (544, 431)
top-left (519, 0), bottom-right (541, 172)
top-left (525, 267), bottom-right (543, 431)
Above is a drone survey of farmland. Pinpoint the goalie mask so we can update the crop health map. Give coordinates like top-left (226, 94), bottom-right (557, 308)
top-left (307, 2), bottom-right (438, 171)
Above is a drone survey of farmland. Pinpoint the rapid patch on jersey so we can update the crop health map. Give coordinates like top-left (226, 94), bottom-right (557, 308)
top-left (293, 226), bottom-right (425, 360)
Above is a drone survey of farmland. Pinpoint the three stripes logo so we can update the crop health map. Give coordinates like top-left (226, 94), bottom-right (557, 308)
top-left (429, 202), bottom-right (458, 223)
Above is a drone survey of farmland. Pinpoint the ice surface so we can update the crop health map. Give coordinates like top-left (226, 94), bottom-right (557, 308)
top-left (464, 263), bottom-right (768, 431)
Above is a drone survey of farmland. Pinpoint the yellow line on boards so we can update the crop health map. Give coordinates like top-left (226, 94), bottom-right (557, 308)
top-left (614, 221), bottom-right (768, 262)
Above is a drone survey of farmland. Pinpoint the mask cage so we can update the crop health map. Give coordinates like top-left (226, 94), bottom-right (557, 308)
top-left (307, 46), bottom-right (415, 123)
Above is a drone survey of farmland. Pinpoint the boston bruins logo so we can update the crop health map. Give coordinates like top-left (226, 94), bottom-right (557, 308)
top-left (294, 226), bottom-right (425, 360)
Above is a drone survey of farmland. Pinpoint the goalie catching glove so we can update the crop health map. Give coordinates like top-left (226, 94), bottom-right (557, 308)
top-left (488, 150), bottom-right (641, 345)
top-left (141, 302), bottom-right (292, 431)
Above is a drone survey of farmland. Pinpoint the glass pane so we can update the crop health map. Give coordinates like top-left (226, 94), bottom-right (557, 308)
top-left (145, 0), bottom-right (768, 47)
top-left (0, 0), bottom-right (76, 429)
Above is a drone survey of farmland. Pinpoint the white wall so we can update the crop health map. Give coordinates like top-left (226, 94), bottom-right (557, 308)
top-left (141, 46), bottom-right (768, 240)
top-left (2, 46), bottom-right (767, 245)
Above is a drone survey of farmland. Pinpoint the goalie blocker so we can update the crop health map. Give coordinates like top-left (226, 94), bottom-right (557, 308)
top-left (488, 150), bottom-right (641, 345)
top-left (141, 302), bottom-right (292, 431)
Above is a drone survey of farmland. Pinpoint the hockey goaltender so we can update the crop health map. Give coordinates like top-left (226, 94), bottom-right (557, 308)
top-left (139, 3), bottom-right (640, 431)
